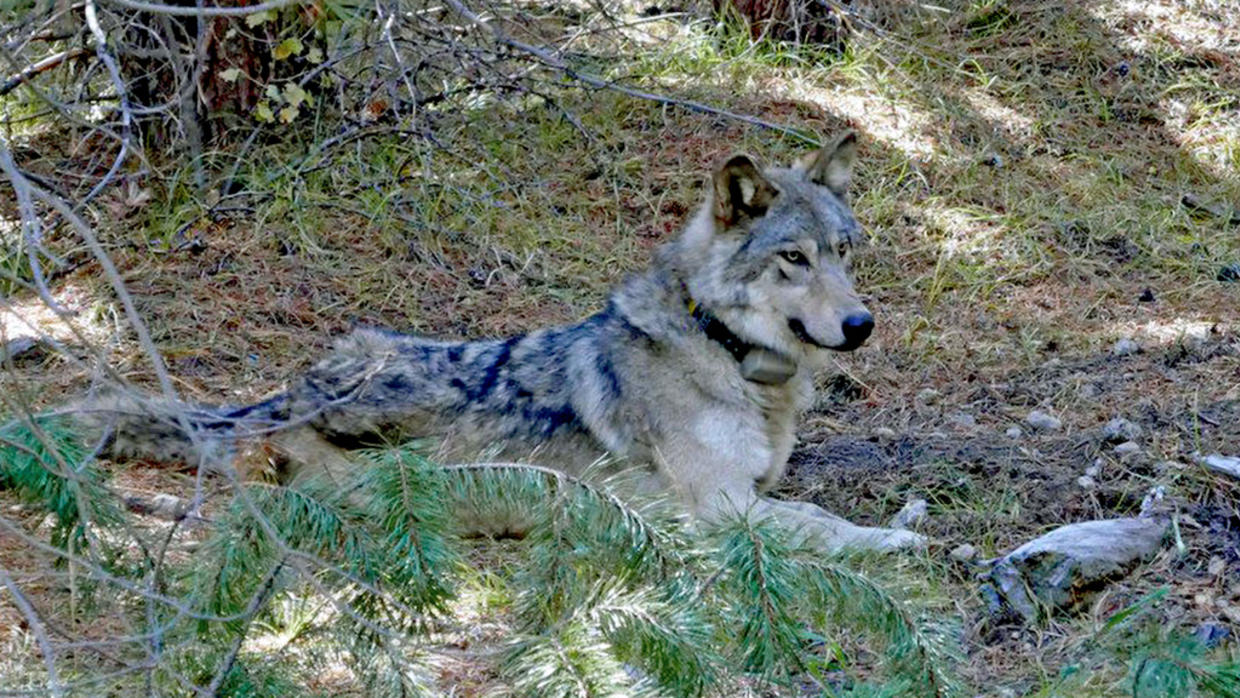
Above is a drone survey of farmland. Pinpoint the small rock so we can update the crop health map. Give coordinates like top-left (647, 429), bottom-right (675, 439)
top-left (872, 427), bottom-right (896, 439)
top-left (1025, 410), bottom-right (1062, 431)
top-left (980, 517), bottom-right (1169, 622)
top-left (1113, 441), bottom-right (1141, 456)
top-left (1111, 338), bottom-right (1140, 356)
top-left (1194, 623), bottom-right (1231, 649)
top-left (1137, 288), bottom-right (1156, 302)
top-left (1005, 426), bottom-right (1024, 439)
top-left (1077, 475), bottom-right (1097, 488)
top-left (125, 493), bottom-right (189, 520)
top-left (1198, 453), bottom-right (1240, 479)
top-left (915, 388), bottom-right (941, 406)
top-left (1084, 463), bottom-right (1101, 478)
top-left (1218, 263), bottom-right (1240, 283)
top-left (0, 337), bottom-right (47, 364)
top-left (1140, 486), bottom-right (1169, 518)
top-left (1222, 603), bottom-right (1240, 625)
top-left (948, 412), bottom-right (977, 429)
top-left (889, 498), bottom-right (929, 530)
top-left (982, 152), bottom-right (1003, 168)
top-left (1102, 417), bottom-right (1142, 443)
top-left (950, 543), bottom-right (978, 562)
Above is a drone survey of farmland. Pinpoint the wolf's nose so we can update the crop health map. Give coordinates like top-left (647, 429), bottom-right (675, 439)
top-left (840, 313), bottom-right (874, 348)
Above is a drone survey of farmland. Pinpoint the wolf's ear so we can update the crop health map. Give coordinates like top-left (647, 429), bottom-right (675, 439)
top-left (800, 131), bottom-right (857, 197)
top-left (712, 154), bottom-right (777, 226)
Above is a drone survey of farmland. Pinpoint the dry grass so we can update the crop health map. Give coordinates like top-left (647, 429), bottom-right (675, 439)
top-left (3, 0), bottom-right (1239, 694)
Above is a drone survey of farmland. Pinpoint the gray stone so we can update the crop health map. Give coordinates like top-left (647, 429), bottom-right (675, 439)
top-left (1194, 623), bottom-right (1231, 649)
top-left (979, 517), bottom-right (1169, 622)
top-left (1209, 556), bottom-right (1226, 577)
top-left (1102, 417), bottom-right (1142, 443)
top-left (1198, 453), bottom-right (1240, 480)
top-left (1085, 459), bottom-right (1102, 478)
top-left (1077, 475), bottom-right (1096, 489)
top-left (125, 493), bottom-right (189, 520)
top-left (1140, 486), bottom-right (1170, 518)
top-left (1111, 338), bottom-right (1140, 356)
top-left (1113, 441), bottom-right (1141, 457)
top-left (0, 336), bottom-right (44, 363)
top-left (1005, 426), bottom-right (1024, 439)
top-left (889, 498), bottom-right (929, 530)
top-left (1025, 410), bottom-right (1062, 431)
top-left (872, 427), bottom-right (896, 439)
top-left (948, 412), bottom-right (978, 429)
top-left (950, 543), bottom-right (978, 562)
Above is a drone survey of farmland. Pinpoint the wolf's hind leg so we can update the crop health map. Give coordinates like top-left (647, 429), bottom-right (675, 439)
top-left (268, 427), bottom-right (361, 486)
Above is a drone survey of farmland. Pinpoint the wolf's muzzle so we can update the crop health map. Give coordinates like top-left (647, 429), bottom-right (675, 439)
top-left (838, 312), bottom-right (874, 350)
top-left (788, 312), bottom-right (873, 352)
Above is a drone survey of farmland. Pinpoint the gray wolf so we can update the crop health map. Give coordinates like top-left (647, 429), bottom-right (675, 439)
top-left (80, 132), bottom-right (925, 552)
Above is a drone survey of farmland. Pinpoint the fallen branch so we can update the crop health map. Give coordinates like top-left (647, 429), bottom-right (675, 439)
top-left (0, 48), bottom-right (90, 97)
top-left (1182, 193), bottom-right (1240, 225)
top-left (102, 0), bottom-right (303, 17)
top-left (441, 0), bottom-right (821, 147)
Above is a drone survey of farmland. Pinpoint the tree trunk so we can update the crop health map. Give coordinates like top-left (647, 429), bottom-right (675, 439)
top-left (116, 0), bottom-right (314, 146)
top-left (715, 0), bottom-right (849, 47)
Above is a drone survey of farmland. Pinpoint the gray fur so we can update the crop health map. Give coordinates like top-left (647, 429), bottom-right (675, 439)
top-left (79, 133), bottom-right (924, 552)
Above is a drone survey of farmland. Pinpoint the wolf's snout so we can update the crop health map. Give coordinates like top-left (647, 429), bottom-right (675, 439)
top-left (837, 312), bottom-right (874, 350)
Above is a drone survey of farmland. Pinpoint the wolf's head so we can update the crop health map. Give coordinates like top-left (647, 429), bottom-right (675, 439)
top-left (668, 132), bottom-right (872, 366)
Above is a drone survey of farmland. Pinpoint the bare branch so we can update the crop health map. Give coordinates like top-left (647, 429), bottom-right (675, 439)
top-left (440, 0), bottom-right (820, 146)
top-left (0, 49), bottom-right (90, 97)
top-left (102, 0), bottom-right (305, 17)
top-left (0, 567), bottom-right (65, 697)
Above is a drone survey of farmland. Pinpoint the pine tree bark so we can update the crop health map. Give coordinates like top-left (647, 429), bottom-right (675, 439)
top-left (715, 0), bottom-right (849, 46)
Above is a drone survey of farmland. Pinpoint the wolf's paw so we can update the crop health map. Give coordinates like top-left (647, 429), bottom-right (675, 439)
top-left (826, 525), bottom-right (927, 553)
top-left (872, 527), bottom-right (928, 552)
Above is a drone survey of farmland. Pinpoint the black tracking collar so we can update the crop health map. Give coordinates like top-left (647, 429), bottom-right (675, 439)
top-left (689, 300), bottom-right (755, 364)
top-left (686, 298), bottom-right (798, 385)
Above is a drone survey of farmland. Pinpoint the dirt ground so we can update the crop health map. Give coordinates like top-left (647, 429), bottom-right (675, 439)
top-left (3, 0), bottom-right (1240, 694)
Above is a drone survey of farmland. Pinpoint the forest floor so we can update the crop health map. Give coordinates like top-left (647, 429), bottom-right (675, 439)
top-left (2, 0), bottom-right (1239, 695)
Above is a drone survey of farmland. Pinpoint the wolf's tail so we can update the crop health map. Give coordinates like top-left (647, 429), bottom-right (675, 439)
top-left (67, 392), bottom-right (292, 473)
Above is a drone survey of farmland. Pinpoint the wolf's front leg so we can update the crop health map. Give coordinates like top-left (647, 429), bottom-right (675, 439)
top-left (655, 415), bottom-right (925, 553)
top-left (756, 497), bottom-right (927, 552)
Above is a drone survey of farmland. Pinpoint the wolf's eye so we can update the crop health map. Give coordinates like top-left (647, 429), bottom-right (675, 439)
top-left (836, 241), bottom-right (851, 258)
top-left (779, 250), bottom-right (809, 266)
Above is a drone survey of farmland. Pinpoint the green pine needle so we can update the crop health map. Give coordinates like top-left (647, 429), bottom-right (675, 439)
top-left (0, 415), bottom-right (122, 549)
